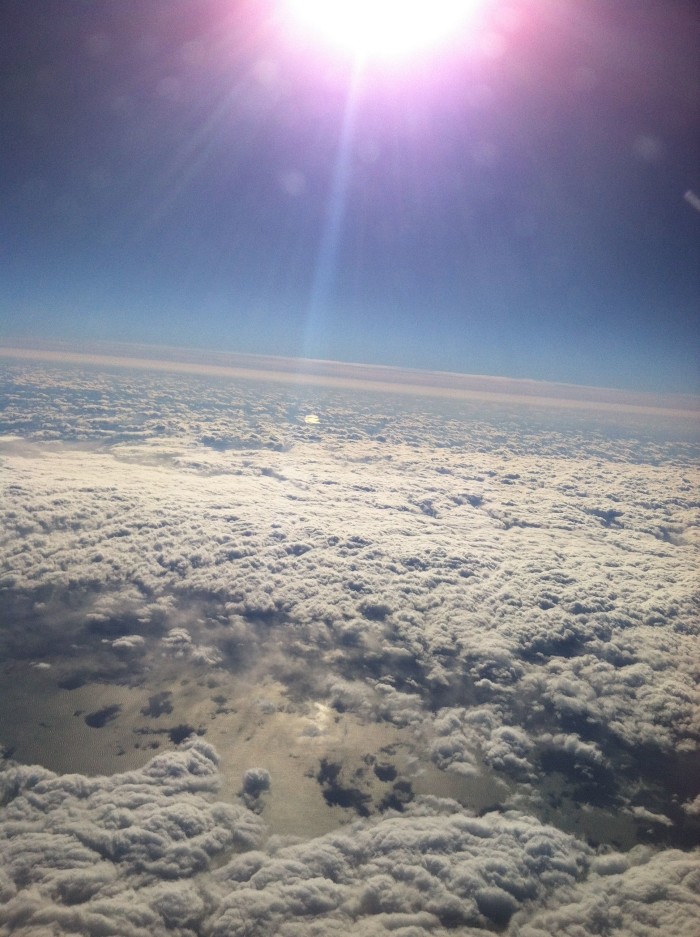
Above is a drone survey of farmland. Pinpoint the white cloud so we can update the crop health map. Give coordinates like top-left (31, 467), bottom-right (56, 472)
top-left (0, 739), bottom-right (265, 936)
top-left (209, 801), bottom-right (591, 935)
top-left (516, 846), bottom-right (700, 936)
top-left (1, 358), bottom-right (698, 933)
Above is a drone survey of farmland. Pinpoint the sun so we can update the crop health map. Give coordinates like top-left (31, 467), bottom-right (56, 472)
top-left (286, 0), bottom-right (488, 63)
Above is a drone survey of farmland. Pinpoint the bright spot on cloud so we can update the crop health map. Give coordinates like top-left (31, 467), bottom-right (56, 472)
top-left (304, 413), bottom-right (320, 424)
top-left (286, 0), bottom-right (487, 62)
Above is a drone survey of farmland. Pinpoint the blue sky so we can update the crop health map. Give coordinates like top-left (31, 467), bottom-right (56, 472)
top-left (1, 0), bottom-right (699, 392)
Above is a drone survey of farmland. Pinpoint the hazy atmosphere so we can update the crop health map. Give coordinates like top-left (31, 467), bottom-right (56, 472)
top-left (1, 1), bottom-right (699, 936)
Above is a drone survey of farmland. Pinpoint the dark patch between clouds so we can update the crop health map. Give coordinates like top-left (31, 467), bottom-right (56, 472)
top-left (622, 745), bottom-right (700, 848)
top-left (316, 759), bottom-right (371, 817)
top-left (475, 886), bottom-right (520, 927)
top-left (538, 748), bottom-right (619, 809)
top-left (650, 747), bottom-right (700, 805)
top-left (200, 434), bottom-right (285, 451)
top-left (132, 722), bottom-right (206, 746)
top-left (212, 693), bottom-right (234, 714)
top-left (519, 623), bottom-right (595, 664)
top-left (285, 542), bottom-right (312, 556)
top-left (58, 670), bottom-right (91, 690)
top-left (378, 779), bottom-right (414, 813)
top-left (373, 762), bottom-right (397, 782)
top-left (168, 724), bottom-right (202, 745)
top-left (550, 709), bottom-right (607, 744)
top-left (533, 728), bottom-right (700, 849)
top-left (359, 601), bottom-right (392, 621)
top-left (587, 507), bottom-right (625, 527)
top-left (84, 704), bottom-right (121, 728)
top-left (85, 616), bottom-right (136, 638)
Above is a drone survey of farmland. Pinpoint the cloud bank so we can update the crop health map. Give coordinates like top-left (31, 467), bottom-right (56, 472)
top-left (0, 356), bottom-right (698, 934)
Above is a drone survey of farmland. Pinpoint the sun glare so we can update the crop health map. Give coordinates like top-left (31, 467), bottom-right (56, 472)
top-left (286, 0), bottom-right (486, 63)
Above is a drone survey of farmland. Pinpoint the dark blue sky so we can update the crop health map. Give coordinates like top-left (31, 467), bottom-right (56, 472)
top-left (1, 0), bottom-right (699, 391)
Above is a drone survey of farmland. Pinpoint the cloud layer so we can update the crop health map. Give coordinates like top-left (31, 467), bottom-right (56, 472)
top-left (0, 358), bottom-right (698, 934)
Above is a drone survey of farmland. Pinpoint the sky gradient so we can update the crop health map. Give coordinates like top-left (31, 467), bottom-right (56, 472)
top-left (1, 0), bottom-right (699, 392)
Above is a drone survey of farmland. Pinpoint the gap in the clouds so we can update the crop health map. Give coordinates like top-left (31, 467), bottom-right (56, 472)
top-left (0, 574), bottom-right (514, 837)
top-left (3, 581), bottom-right (697, 849)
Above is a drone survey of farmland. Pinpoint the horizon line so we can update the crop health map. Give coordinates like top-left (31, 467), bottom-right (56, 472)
top-left (1, 339), bottom-right (698, 419)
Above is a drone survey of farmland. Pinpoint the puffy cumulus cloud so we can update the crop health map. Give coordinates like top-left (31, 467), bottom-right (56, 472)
top-left (523, 648), bottom-right (700, 752)
top-left (208, 802), bottom-right (592, 936)
top-left (112, 634), bottom-right (146, 652)
top-left (683, 795), bottom-right (700, 817)
top-left (0, 739), bottom-right (265, 937)
top-left (514, 846), bottom-right (700, 937)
